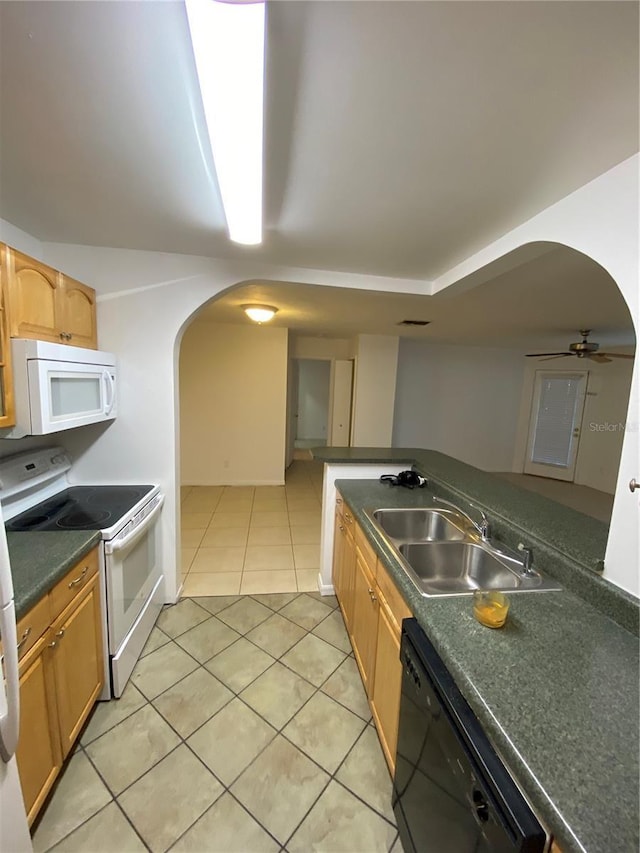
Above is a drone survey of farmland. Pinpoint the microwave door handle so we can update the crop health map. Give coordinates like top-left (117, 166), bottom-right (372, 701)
top-left (104, 497), bottom-right (164, 556)
top-left (103, 370), bottom-right (115, 415)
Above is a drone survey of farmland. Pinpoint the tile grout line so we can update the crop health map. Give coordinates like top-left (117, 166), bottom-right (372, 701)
top-left (44, 583), bottom-right (392, 852)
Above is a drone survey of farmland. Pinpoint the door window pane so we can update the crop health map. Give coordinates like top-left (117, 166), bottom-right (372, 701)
top-left (531, 376), bottom-right (582, 467)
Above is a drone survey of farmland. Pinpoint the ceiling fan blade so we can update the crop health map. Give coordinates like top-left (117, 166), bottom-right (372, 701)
top-left (588, 354), bottom-right (612, 363)
top-left (598, 353), bottom-right (635, 360)
top-left (539, 354), bottom-right (573, 361)
top-left (524, 352), bottom-right (572, 358)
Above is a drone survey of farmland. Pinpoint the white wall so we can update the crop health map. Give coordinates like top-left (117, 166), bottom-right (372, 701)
top-left (296, 359), bottom-right (330, 440)
top-left (291, 336), bottom-right (352, 360)
top-left (393, 340), bottom-right (525, 471)
top-left (0, 218), bottom-right (44, 260)
top-left (180, 321), bottom-right (288, 485)
top-left (513, 359), bottom-right (635, 494)
top-left (350, 334), bottom-right (399, 446)
top-left (5, 153), bottom-right (635, 600)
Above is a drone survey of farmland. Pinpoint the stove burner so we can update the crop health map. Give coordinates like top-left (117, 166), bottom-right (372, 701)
top-left (57, 509), bottom-right (112, 529)
top-left (9, 515), bottom-right (51, 531)
top-left (5, 484), bottom-right (156, 533)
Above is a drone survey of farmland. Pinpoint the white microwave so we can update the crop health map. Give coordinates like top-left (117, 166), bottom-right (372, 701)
top-left (5, 339), bottom-right (117, 437)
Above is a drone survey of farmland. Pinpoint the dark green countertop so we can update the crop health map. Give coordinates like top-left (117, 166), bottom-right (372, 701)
top-left (335, 478), bottom-right (640, 853)
top-left (314, 446), bottom-right (638, 634)
top-left (8, 531), bottom-right (102, 619)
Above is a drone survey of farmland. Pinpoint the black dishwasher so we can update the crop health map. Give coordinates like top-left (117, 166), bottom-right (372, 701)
top-left (393, 619), bottom-right (547, 853)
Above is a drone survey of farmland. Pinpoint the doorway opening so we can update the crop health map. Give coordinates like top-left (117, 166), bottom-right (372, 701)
top-left (293, 359), bottom-right (331, 449)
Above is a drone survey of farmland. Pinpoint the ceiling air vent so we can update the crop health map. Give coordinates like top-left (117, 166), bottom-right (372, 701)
top-left (398, 319), bottom-right (431, 326)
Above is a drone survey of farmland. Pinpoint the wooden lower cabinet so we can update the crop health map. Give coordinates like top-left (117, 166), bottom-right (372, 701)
top-left (370, 598), bottom-right (405, 773)
top-left (12, 549), bottom-right (104, 827)
top-left (333, 504), bottom-right (356, 633)
top-left (351, 551), bottom-right (379, 697)
top-left (16, 636), bottom-right (62, 825)
top-left (49, 573), bottom-right (104, 758)
top-left (331, 498), bottom-right (413, 777)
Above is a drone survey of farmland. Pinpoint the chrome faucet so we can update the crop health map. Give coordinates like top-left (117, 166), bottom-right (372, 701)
top-left (433, 496), bottom-right (491, 542)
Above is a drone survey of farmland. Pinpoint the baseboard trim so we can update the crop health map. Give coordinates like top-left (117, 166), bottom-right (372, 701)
top-left (317, 573), bottom-right (335, 596)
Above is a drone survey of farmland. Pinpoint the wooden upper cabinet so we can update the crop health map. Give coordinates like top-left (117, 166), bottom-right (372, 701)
top-left (0, 245), bottom-right (16, 427)
top-left (7, 249), bottom-right (62, 343)
top-left (4, 245), bottom-right (98, 349)
top-left (59, 274), bottom-right (97, 349)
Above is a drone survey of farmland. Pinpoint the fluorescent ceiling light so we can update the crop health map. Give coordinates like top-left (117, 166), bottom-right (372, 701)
top-left (185, 0), bottom-right (265, 245)
top-left (243, 304), bottom-right (278, 323)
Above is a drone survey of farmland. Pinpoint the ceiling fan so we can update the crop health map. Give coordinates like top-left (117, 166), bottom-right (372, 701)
top-left (526, 330), bottom-right (635, 363)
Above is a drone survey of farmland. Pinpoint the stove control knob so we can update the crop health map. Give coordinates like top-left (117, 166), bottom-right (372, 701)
top-left (51, 453), bottom-right (68, 466)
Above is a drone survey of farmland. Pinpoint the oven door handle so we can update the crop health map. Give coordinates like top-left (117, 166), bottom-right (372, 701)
top-left (104, 496), bottom-right (164, 556)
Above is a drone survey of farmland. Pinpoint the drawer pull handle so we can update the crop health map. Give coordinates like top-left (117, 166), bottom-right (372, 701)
top-left (345, 514), bottom-right (352, 523)
top-left (339, 525), bottom-right (345, 532)
top-left (48, 640), bottom-right (57, 649)
top-left (68, 567), bottom-right (89, 588)
top-left (55, 629), bottom-right (65, 639)
top-left (336, 497), bottom-right (343, 505)
top-left (16, 626), bottom-right (32, 652)
top-left (368, 587), bottom-right (377, 603)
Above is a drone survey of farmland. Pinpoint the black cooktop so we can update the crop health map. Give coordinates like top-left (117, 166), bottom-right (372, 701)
top-left (6, 485), bottom-right (155, 532)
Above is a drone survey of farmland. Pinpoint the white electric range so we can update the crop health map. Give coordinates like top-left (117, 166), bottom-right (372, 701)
top-left (0, 447), bottom-right (165, 698)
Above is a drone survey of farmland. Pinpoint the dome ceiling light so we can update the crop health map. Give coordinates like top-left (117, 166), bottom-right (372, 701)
top-left (243, 304), bottom-right (278, 323)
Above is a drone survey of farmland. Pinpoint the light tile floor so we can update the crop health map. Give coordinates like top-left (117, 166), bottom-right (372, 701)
top-left (32, 592), bottom-right (402, 853)
top-left (180, 461), bottom-right (324, 596)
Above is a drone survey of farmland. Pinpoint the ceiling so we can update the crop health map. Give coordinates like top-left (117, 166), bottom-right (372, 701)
top-left (1, 1), bottom-right (638, 282)
top-left (195, 245), bottom-right (636, 351)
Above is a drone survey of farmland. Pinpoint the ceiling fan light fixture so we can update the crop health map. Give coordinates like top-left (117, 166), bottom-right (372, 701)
top-left (243, 304), bottom-right (278, 323)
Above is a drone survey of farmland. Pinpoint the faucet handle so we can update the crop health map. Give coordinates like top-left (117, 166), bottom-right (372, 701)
top-left (517, 543), bottom-right (534, 574)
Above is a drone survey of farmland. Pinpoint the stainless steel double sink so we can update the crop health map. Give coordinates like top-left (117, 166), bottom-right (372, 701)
top-left (364, 507), bottom-right (562, 598)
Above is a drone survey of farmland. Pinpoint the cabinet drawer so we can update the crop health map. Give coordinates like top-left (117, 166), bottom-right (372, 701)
top-left (49, 548), bottom-right (99, 622)
top-left (376, 560), bottom-right (412, 636)
top-left (15, 596), bottom-right (51, 662)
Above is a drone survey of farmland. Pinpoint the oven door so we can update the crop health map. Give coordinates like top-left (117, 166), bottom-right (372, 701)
top-left (104, 497), bottom-right (163, 652)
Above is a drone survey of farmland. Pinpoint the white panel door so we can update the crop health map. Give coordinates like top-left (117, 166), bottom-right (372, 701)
top-left (330, 359), bottom-right (354, 446)
top-left (524, 371), bottom-right (588, 481)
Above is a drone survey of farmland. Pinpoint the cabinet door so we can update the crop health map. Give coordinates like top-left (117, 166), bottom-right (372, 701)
top-left (370, 599), bottom-right (404, 775)
top-left (332, 509), bottom-right (345, 602)
top-left (351, 552), bottom-right (379, 697)
top-left (8, 248), bottom-right (62, 342)
top-left (15, 635), bottom-right (62, 826)
top-left (341, 527), bottom-right (357, 634)
top-left (59, 274), bottom-right (97, 349)
top-left (49, 573), bottom-right (104, 757)
top-left (0, 245), bottom-right (15, 427)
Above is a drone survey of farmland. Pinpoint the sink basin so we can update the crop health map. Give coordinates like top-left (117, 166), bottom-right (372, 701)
top-left (398, 541), bottom-right (561, 597)
top-left (370, 508), bottom-right (466, 542)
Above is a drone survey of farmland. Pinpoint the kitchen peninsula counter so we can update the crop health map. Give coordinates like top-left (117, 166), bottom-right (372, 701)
top-left (334, 476), bottom-right (639, 853)
top-left (314, 446), bottom-right (637, 634)
top-left (8, 530), bottom-right (102, 619)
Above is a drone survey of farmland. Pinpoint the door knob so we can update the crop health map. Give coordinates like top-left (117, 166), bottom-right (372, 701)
top-left (630, 479), bottom-right (638, 493)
